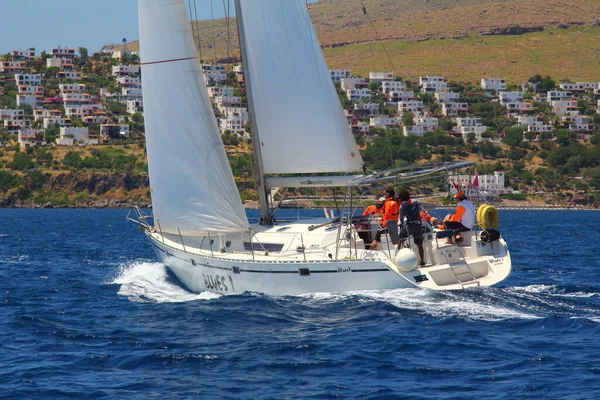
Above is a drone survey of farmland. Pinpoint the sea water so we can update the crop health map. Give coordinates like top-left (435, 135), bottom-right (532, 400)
top-left (1, 209), bottom-right (600, 399)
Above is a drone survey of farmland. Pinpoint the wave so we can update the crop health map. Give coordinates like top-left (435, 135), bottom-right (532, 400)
top-left (107, 261), bottom-right (222, 303)
top-left (297, 288), bottom-right (540, 321)
top-left (106, 265), bottom-right (600, 323)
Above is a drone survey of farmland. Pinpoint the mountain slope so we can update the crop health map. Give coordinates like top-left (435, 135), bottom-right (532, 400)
top-left (115, 0), bottom-right (600, 82)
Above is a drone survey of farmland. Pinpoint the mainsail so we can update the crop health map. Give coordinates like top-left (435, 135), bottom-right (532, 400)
top-left (237, 0), bottom-right (364, 175)
top-left (139, 0), bottom-right (248, 236)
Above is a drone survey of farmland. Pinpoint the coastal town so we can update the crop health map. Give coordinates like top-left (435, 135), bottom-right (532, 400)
top-left (0, 44), bottom-right (599, 208)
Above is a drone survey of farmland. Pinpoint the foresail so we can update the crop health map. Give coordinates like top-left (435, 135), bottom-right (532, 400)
top-left (139, 0), bottom-right (248, 236)
top-left (238, 0), bottom-right (363, 175)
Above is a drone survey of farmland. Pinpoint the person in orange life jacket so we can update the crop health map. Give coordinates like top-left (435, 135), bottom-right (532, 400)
top-left (370, 187), bottom-right (399, 250)
top-left (358, 197), bottom-right (385, 246)
top-left (397, 189), bottom-right (426, 266)
top-left (443, 191), bottom-right (476, 243)
top-left (362, 197), bottom-right (385, 217)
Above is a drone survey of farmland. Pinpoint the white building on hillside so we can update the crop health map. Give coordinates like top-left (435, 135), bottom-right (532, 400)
top-left (208, 86), bottom-right (234, 99)
top-left (499, 91), bottom-right (524, 105)
top-left (417, 116), bottom-right (439, 131)
top-left (219, 107), bottom-right (248, 137)
top-left (387, 91), bottom-right (415, 103)
top-left (403, 125), bottom-right (425, 136)
top-left (58, 71), bottom-right (82, 80)
top-left (215, 95), bottom-right (242, 107)
top-left (481, 78), bottom-right (507, 92)
top-left (116, 77), bottom-right (141, 87)
top-left (370, 116), bottom-right (400, 128)
top-left (127, 99), bottom-right (144, 114)
top-left (100, 124), bottom-right (129, 141)
top-left (44, 117), bottom-right (71, 129)
top-left (330, 69), bottom-right (351, 82)
top-left (505, 101), bottom-right (533, 116)
top-left (455, 171), bottom-right (511, 195)
top-left (57, 127), bottom-right (96, 145)
top-left (202, 64), bottom-right (227, 84)
top-left (15, 73), bottom-right (42, 86)
top-left (346, 88), bottom-right (372, 102)
top-left (18, 85), bottom-right (44, 96)
top-left (0, 61), bottom-right (27, 74)
top-left (419, 76), bottom-right (445, 86)
top-left (35, 109), bottom-right (63, 121)
top-left (382, 80), bottom-right (406, 94)
top-left (551, 99), bottom-right (578, 116)
top-left (60, 83), bottom-right (86, 93)
top-left (369, 72), bottom-right (393, 83)
top-left (441, 102), bottom-right (468, 116)
top-left (546, 91), bottom-right (569, 102)
top-left (354, 102), bottom-right (380, 116)
top-left (51, 47), bottom-right (76, 60)
top-left (397, 100), bottom-right (423, 115)
top-left (17, 94), bottom-right (39, 108)
top-left (18, 129), bottom-right (45, 148)
top-left (435, 91), bottom-right (460, 103)
top-left (12, 49), bottom-right (35, 60)
top-left (517, 115), bottom-right (544, 128)
top-left (0, 109), bottom-right (30, 132)
top-left (112, 65), bottom-right (140, 77)
top-left (421, 80), bottom-right (448, 93)
top-left (341, 77), bottom-right (367, 91)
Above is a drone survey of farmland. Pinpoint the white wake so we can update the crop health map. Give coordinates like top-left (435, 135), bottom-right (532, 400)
top-left (301, 288), bottom-right (540, 321)
top-left (108, 261), bottom-right (222, 303)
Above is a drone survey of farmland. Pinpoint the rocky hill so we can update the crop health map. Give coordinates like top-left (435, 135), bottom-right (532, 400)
top-left (118, 0), bottom-right (600, 82)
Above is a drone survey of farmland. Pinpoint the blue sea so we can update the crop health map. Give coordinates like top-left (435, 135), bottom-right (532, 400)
top-left (2, 208), bottom-right (600, 399)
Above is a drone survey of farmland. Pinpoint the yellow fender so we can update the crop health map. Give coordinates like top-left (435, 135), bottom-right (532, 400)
top-left (477, 204), bottom-right (500, 230)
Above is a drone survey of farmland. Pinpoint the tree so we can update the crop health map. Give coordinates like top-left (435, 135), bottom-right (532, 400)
top-left (78, 47), bottom-right (88, 60)
top-left (466, 132), bottom-right (476, 145)
top-left (45, 67), bottom-right (60, 79)
top-left (8, 152), bottom-right (35, 170)
top-left (62, 151), bottom-right (83, 168)
top-left (501, 127), bottom-right (524, 147)
top-left (402, 112), bottom-right (414, 127)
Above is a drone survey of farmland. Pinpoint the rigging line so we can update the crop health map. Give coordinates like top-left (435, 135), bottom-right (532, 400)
top-left (187, 1), bottom-right (196, 51)
top-left (222, 0), bottom-right (232, 60)
top-left (210, 0), bottom-right (217, 60)
top-left (192, 0), bottom-right (202, 60)
top-left (357, 0), bottom-right (398, 76)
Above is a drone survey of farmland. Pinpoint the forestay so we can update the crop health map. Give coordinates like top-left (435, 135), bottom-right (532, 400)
top-left (139, 0), bottom-right (248, 236)
top-left (237, 0), bottom-right (364, 175)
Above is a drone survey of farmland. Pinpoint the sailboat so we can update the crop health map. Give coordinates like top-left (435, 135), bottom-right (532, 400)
top-left (129, 0), bottom-right (511, 295)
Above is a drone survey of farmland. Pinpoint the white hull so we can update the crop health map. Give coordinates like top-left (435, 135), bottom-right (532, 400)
top-left (144, 217), bottom-right (511, 295)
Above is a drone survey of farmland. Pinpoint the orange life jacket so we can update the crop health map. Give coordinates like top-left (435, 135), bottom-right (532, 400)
top-left (363, 204), bottom-right (383, 216)
top-left (382, 199), bottom-right (399, 225)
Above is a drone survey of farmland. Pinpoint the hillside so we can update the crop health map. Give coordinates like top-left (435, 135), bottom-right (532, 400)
top-left (118, 0), bottom-right (600, 82)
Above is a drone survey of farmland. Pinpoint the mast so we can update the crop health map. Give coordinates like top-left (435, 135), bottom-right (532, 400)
top-left (234, 0), bottom-right (272, 225)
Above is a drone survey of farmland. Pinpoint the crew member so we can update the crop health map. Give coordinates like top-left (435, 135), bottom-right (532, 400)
top-left (370, 187), bottom-right (399, 250)
top-left (363, 197), bottom-right (385, 217)
top-left (358, 197), bottom-right (385, 246)
top-left (443, 191), bottom-right (476, 243)
top-left (398, 189), bottom-right (425, 266)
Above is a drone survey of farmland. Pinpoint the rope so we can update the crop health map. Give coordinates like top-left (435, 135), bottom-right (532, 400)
top-left (222, 0), bottom-right (232, 60)
top-left (357, 0), bottom-right (398, 76)
top-left (210, 0), bottom-right (217, 60)
top-left (187, 0), bottom-right (203, 60)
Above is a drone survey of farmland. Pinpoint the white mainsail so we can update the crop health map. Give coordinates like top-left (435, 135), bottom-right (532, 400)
top-left (139, 0), bottom-right (248, 236)
top-left (237, 0), bottom-right (364, 175)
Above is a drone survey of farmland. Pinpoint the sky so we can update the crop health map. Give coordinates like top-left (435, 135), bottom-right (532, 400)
top-left (0, 0), bottom-right (237, 55)
top-left (1, 0), bottom-right (321, 55)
